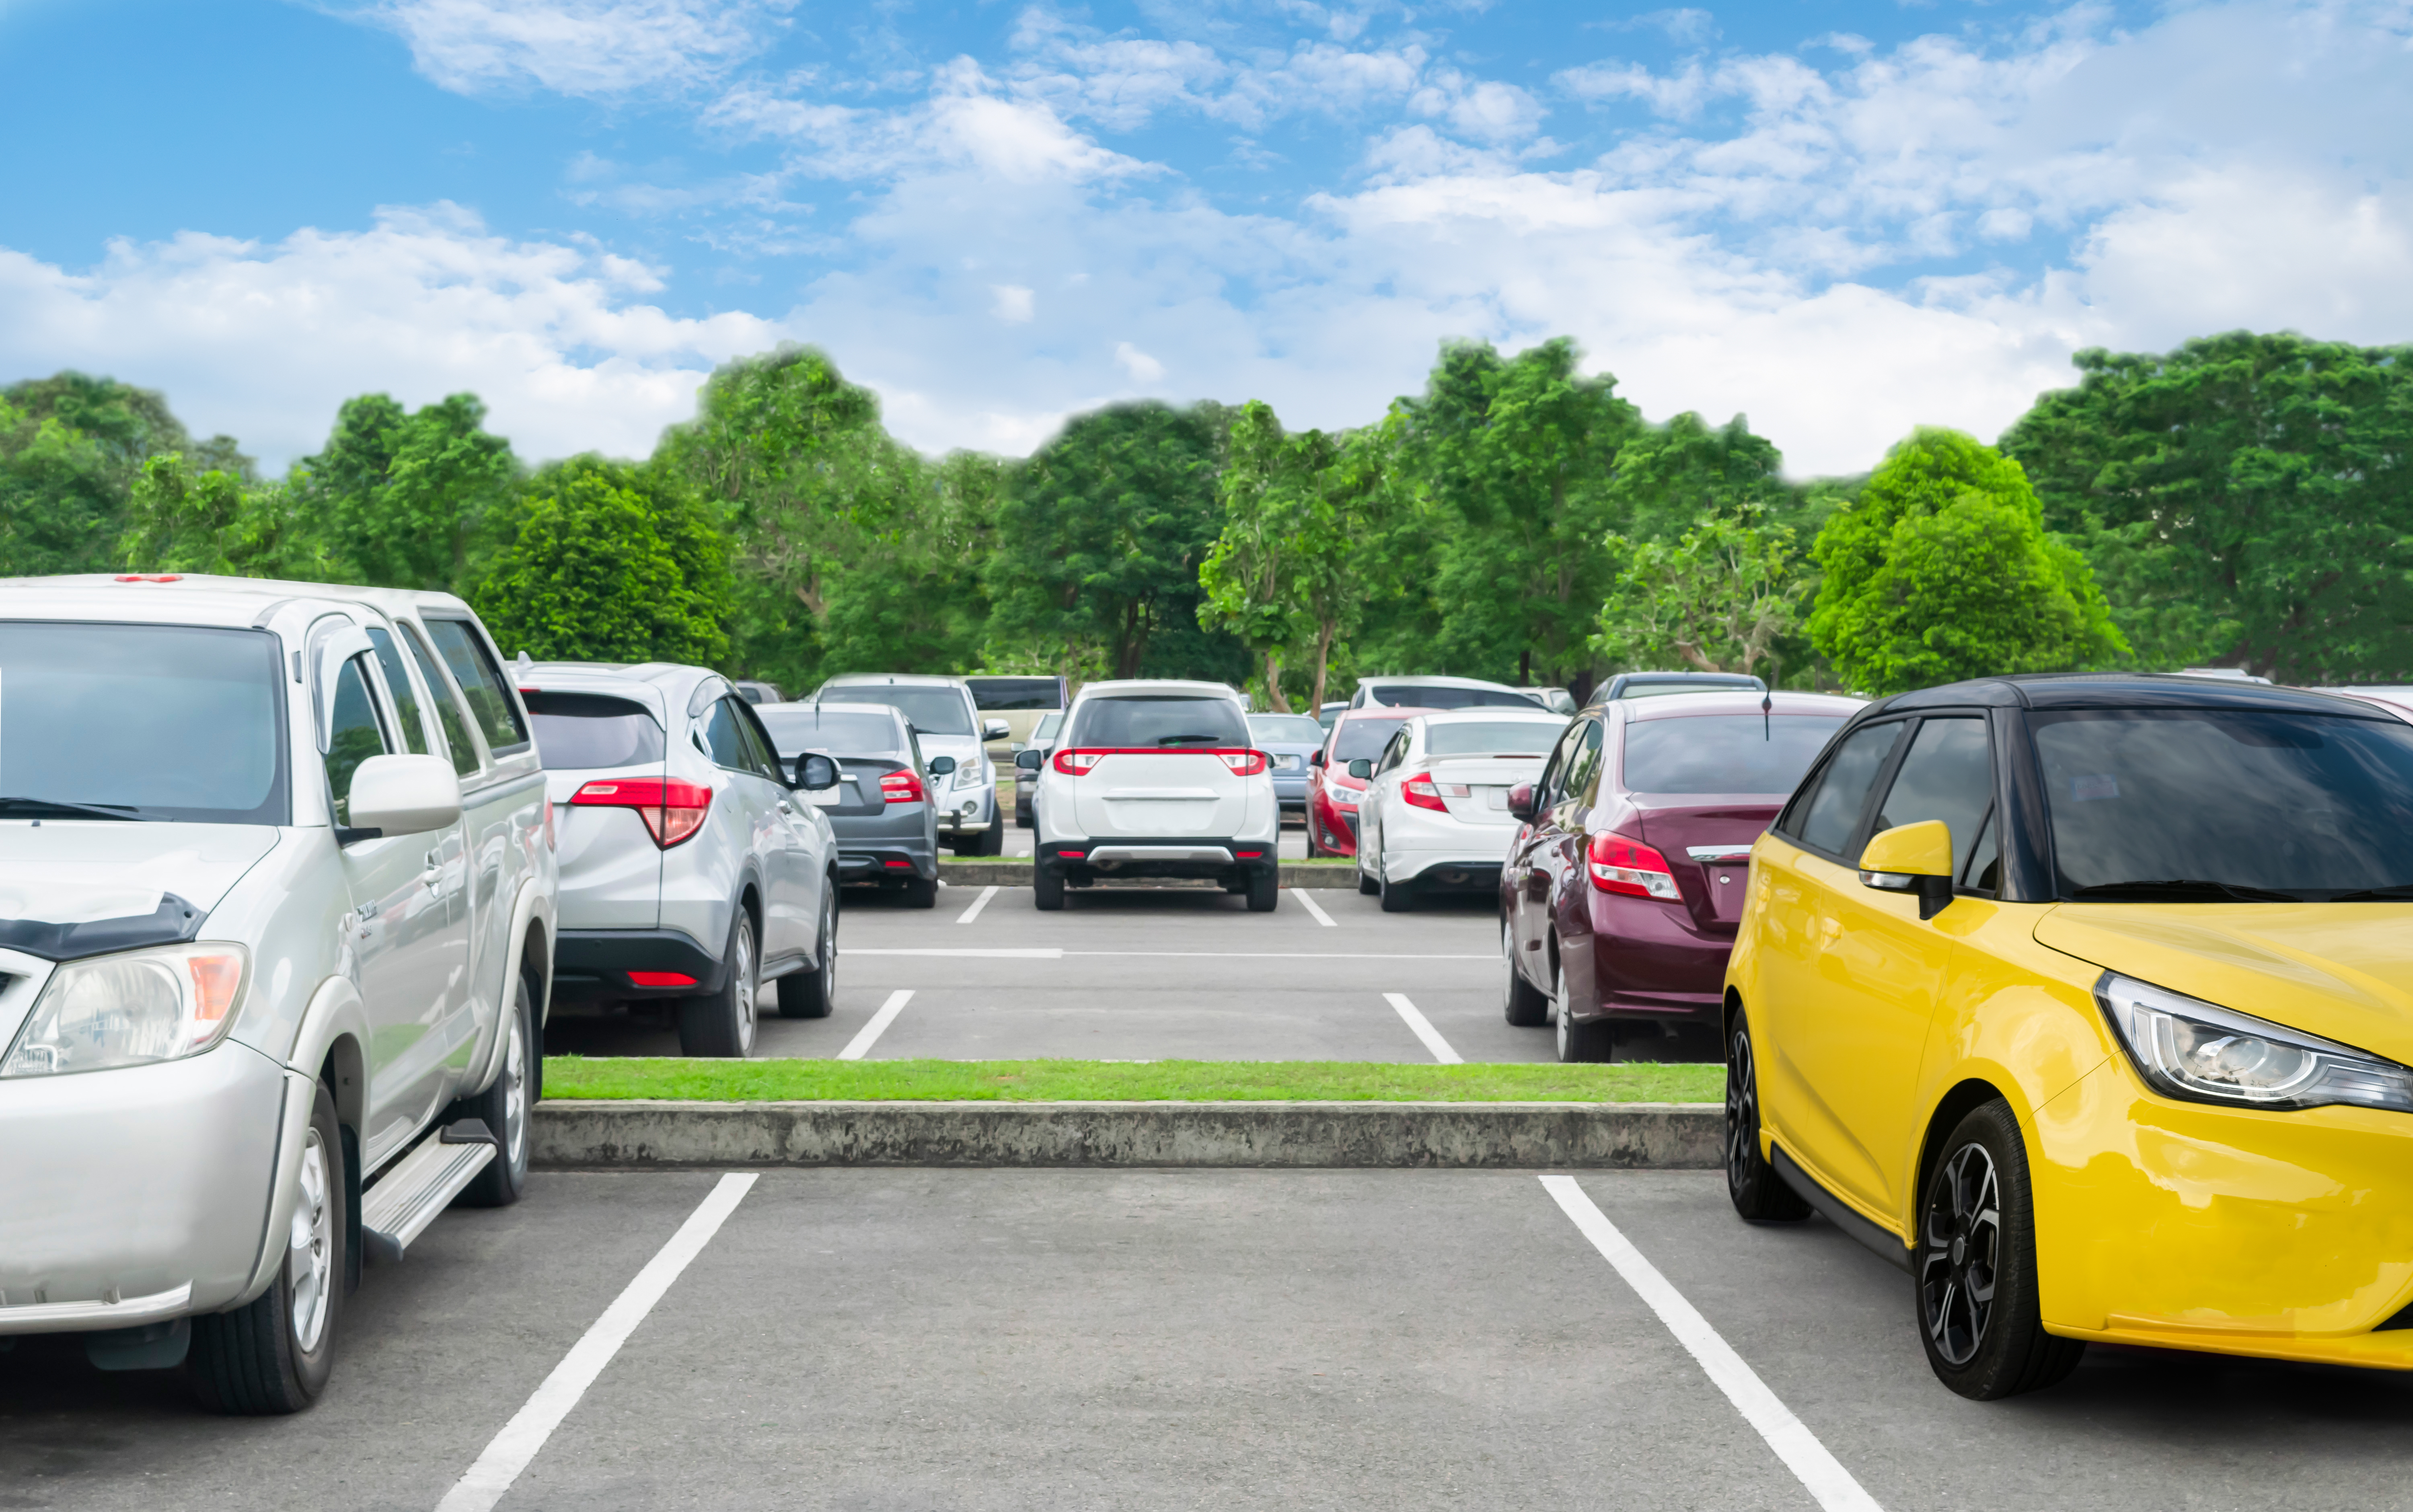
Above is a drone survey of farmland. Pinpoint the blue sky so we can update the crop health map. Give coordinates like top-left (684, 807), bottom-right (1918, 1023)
top-left (2, 0), bottom-right (2409, 476)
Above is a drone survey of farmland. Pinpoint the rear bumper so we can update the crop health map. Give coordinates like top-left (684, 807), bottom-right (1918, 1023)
top-left (1383, 854), bottom-right (1503, 892)
top-left (0, 1043), bottom-right (285, 1333)
top-left (836, 849), bottom-right (935, 883)
top-left (554, 927), bottom-right (727, 1000)
top-left (1038, 838), bottom-right (1279, 883)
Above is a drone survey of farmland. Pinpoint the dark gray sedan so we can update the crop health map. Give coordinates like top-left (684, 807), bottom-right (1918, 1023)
top-left (757, 702), bottom-right (944, 908)
top-left (1248, 712), bottom-right (1327, 814)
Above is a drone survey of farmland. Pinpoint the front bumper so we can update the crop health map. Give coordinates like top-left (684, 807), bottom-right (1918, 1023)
top-left (0, 1042), bottom-right (285, 1334)
top-left (554, 927), bottom-right (728, 1000)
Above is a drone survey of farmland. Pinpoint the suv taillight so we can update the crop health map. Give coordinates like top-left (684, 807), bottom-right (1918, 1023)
top-left (571, 778), bottom-right (713, 848)
top-left (1589, 832), bottom-right (1679, 899)
top-left (879, 769), bottom-right (926, 804)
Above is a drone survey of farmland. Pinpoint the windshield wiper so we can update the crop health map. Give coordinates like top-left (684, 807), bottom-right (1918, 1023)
top-left (0, 795), bottom-right (158, 822)
top-left (2329, 884), bottom-right (2413, 902)
top-left (2067, 879), bottom-right (2304, 903)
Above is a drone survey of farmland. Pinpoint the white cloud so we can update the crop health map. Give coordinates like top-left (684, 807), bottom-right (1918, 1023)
top-left (991, 284), bottom-right (1036, 322)
top-left (1114, 341), bottom-right (1167, 382)
top-left (348, 0), bottom-right (793, 97)
top-left (0, 205), bottom-right (782, 468)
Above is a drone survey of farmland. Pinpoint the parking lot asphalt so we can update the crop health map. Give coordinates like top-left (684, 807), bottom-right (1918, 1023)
top-left (543, 876), bottom-right (1539, 1065)
top-left (14, 1167), bottom-right (2413, 1511)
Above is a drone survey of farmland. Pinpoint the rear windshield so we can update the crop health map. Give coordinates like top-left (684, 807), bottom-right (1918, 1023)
top-left (1332, 717), bottom-right (1410, 761)
top-left (1622, 715), bottom-right (1848, 794)
top-left (758, 709), bottom-right (904, 756)
top-left (2034, 709), bottom-right (2413, 898)
top-left (0, 621), bottom-right (287, 823)
top-left (966, 676), bottom-right (1063, 711)
top-left (1363, 684), bottom-right (1540, 710)
top-left (1067, 695), bottom-right (1250, 748)
top-left (524, 691), bottom-right (666, 770)
top-left (1428, 720), bottom-right (1565, 756)
top-left (1249, 715), bottom-right (1325, 744)
top-left (826, 686), bottom-right (973, 736)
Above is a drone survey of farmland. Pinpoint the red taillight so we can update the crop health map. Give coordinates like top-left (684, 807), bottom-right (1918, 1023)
top-left (883, 858), bottom-right (914, 869)
top-left (879, 768), bottom-right (926, 804)
top-left (627, 971), bottom-right (696, 988)
top-left (1401, 774), bottom-right (1447, 812)
top-left (571, 778), bottom-right (713, 848)
top-left (113, 573), bottom-right (182, 583)
top-left (1217, 749), bottom-right (1269, 776)
top-left (1234, 849), bottom-right (1264, 859)
top-left (1054, 747), bottom-right (1267, 775)
top-left (1055, 749), bottom-right (1106, 775)
top-left (1589, 832), bottom-right (1680, 899)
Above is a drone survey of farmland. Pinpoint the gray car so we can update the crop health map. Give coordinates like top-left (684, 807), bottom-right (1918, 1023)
top-left (1014, 711), bottom-right (1064, 829)
top-left (522, 662), bottom-right (842, 1058)
top-left (1247, 712), bottom-right (1326, 813)
top-left (811, 674), bottom-right (1009, 855)
top-left (757, 702), bottom-right (943, 908)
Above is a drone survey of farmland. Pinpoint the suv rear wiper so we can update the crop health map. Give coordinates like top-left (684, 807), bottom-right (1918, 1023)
top-left (1155, 735), bottom-right (1233, 746)
top-left (2067, 879), bottom-right (2304, 903)
top-left (0, 795), bottom-right (157, 822)
top-left (2329, 884), bottom-right (2413, 902)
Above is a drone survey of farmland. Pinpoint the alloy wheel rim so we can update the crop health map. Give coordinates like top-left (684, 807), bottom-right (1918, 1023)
top-left (502, 1009), bottom-right (528, 1175)
top-left (288, 1131), bottom-right (333, 1353)
top-left (1725, 1028), bottom-right (1756, 1194)
top-left (1920, 1142), bottom-right (2002, 1366)
top-left (734, 922), bottom-right (757, 1054)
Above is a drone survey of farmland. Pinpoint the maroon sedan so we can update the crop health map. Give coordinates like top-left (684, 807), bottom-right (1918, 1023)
top-left (1305, 706), bottom-right (1437, 857)
top-left (1499, 690), bottom-right (1862, 1062)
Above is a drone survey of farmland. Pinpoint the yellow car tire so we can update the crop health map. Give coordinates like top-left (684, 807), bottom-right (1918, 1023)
top-left (1916, 1101), bottom-right (2086, 1399)
top-left (1723, 1008), bottom-right (1809, 1222)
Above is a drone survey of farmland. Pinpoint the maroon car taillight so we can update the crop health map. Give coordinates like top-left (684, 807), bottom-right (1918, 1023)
top-left (571, 778), bottom-right (712, 848)
top-left (1589, 832), bottom-right (1679, 899)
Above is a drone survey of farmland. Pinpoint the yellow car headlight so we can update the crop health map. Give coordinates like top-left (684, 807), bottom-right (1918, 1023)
top-left (2095, 971), bottom-right (2413, 1113)
top-left (1, 944), bottom-right (249, 1078)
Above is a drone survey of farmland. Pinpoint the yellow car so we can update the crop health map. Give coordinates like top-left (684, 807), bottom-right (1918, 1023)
top-left (1723, 674), bottom-right (2413, 1399)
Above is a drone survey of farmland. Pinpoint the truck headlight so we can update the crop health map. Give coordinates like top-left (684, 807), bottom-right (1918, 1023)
top-left (2095, 970), bottom-right (2413, 1113)
top-left (2, 945), bottom-right (249, 1077)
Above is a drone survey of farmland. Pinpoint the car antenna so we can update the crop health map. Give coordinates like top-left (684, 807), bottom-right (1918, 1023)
top-left (1761, 687), bottom-right (1772, 742)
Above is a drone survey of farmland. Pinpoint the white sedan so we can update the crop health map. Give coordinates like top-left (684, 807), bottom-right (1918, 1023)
top-left (1349, 709), bottom-right (1569, 912)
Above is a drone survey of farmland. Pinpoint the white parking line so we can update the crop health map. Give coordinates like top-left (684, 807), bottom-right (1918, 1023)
top-left (955, 885), bottom-right (1000, 924)
top-left (435, 1173), bottom-right (757, 1512)
top-left (838, 988), bottom-right (915, 1060)
top-left (1383, 992), bottom-right (1463, 1064)
top-left (1292, 890), bottom-right (1337, 927)
top-left (1539, 1176), bottom-right (1885, 1512)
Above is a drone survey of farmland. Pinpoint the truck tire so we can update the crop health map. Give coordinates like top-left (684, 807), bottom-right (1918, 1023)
top-left (1034, 864), bottom-right (1066, 911)
top-left (451, 975), bottom-right (535, 1207)
top-left (969, 818), bottom-right (1006, 856)
top-left (777, 889), bottom-right (838, 1019)
top-left (680, 908), bottom-right (758, 1057)
top-left (189, 1081), bottom-right (344, 1415)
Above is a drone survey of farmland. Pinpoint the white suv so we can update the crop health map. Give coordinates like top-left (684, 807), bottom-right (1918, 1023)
top-left (1014, 680), bottom-right (1280, 911)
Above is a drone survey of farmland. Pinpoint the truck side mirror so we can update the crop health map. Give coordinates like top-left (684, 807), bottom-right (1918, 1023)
top-left (928, 755), bottom-right (958, 776)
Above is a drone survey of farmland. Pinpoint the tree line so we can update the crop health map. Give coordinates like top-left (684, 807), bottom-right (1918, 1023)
top-left (2, 329), bottom-right (2407, 702)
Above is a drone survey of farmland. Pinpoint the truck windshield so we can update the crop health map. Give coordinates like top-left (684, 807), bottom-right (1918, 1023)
top-left (2034, 709), bottom-right (2413, 900)
top-left (0, 622), bottom-right (288, 823)
top-left (827, 687), bottom-right (973, 736)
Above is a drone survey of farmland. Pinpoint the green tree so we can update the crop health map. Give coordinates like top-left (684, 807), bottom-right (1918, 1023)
top-left (1596, 509), bottom-right (1808, 678)
top-left (474, 457), bottom-right (729, 664)
top-left (991, 401), bottom-right (1240, 681)
top-left (308, 392), bottom-right (518, 591)
top-left (117, 454), bottom-right (335, 580)
top-left (2000, 332), bottom-right (2413, 680)
top-left (1394, 338), bottom-right (1643, 687)
top-left (1809, 429), bottom-right (2126, 695)
top-left (1198, 401), bottom-right (1332, 710)
top-left (0, 373), bottom-right (244, 577)
top-left (1603, 411), bottom-right (1802, 543)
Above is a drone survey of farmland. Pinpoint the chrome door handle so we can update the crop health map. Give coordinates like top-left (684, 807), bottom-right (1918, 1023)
top-left (777, 800), bottom-right (793, 815)
top-left (419, 868), bottom-right (443, 891)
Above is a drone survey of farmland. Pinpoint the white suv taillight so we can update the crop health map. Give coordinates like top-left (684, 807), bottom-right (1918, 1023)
top-left (571, 778), bottom-right (712, 848)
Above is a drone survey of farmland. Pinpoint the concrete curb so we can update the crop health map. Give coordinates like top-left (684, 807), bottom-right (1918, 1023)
top-left (533, 1100), bottom-right (1721, 1169)
top-left (934, 862), bottom-right (1361, 888)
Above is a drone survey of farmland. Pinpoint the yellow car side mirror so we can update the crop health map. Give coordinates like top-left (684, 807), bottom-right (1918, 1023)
top-left (1858, 820), bottom-right (1956, 920)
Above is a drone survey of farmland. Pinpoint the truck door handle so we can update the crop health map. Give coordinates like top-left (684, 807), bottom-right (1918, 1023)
top-left (777, 800), bottom-right (794, 815)
top-left (421, 850), bottom-right (444, 892)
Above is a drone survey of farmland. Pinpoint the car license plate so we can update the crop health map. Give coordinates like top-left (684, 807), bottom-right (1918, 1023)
top-left (1482, 787), bottom-right (1508, 810)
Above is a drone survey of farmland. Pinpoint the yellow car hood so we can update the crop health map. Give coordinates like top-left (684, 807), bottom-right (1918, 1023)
top-left (2035, 904), bottom-right (2413, 1064)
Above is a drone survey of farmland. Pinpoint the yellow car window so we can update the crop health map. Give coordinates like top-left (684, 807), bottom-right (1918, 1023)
top-left (1791, 721), bottom-right (1904, 856)
top-left (1871, 718), bottom-right (1992, 878)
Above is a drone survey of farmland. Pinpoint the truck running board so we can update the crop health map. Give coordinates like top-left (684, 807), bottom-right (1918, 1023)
top-left (361, 1119), bottom-right (497, 1265)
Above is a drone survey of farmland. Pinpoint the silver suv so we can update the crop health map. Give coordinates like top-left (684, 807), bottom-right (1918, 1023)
top-left (522, 663), bottom-right (841, 1058)
top-left (810, 674), bottom-right (1009, 855)
top-left (0, 574), bottom-right (558, 1413)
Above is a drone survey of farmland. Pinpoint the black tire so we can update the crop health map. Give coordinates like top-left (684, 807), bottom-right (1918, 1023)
top-left (901, 873), bottom-right (939, 909)
top-left (1554, 958), bottom-right (1612, 1062)
top-left (1724, 1006), bottom-right (1811, 1222)
top-left (1916, 1101), bottom-right (2086, 1400)
top-left (1246, 869), bottom-right (1279, 912)
top-left (1357, 862), bottom-right (1379, 896)
top-left (1502, 919), bottom-right (1549, 1027)
top-left (777, 886), bottom-right (838, 1018)
top-left (189, 1081), bottom-right (344, 1414)
top-left (1378, 869), bottom-right (1416, 912)
top-left (970, 818), bottom-right (1006, 856)
top-left (1035, 864), bottom-right (1066, 911)
top-left (451, 974), bottom-right (535, 1207)
top-left (680, 908), bottom-right (759, 1057)
top-left (1304, 824), bottom-right (1324, 859)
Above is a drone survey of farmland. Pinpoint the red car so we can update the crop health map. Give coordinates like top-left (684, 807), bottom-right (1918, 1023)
top-left (1306, 706), bottom-right (1437, 857)
top-left (1499, 690), bottom-right (1863, 1062)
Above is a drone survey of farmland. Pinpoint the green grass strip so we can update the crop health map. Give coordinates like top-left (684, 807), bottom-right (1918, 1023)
top-left (541, 1056), bottom-right (1722, 1103)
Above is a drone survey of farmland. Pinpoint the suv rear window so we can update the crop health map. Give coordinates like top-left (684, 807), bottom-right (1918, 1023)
top-left (1624, 715), bottom-right (1848, 795)
top-left (1363, 684), bottom-right (1539, 709)
top-left (525, 691), bottom-right (665, 770)
top-left (1067, 696), bottom-right (1250, 748)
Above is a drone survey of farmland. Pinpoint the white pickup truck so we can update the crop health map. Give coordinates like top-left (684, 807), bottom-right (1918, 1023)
top-left (0, 575), bottom-right (557, 1413)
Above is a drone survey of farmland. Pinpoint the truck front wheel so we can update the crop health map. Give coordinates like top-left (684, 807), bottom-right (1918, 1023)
top-left (189, 1081), bottom-right (345, 1414)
